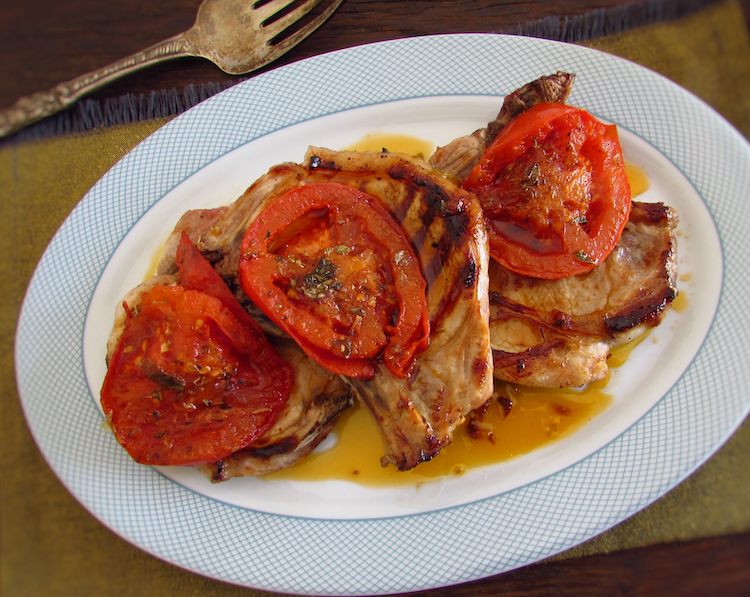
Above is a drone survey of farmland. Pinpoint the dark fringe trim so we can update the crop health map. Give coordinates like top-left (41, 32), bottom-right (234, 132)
top-left (4, 0), bottom-right (718, 143)
top-left (502, 0), bottom-right (716, 42)
top-left (7, 81), bottom-right (239, 143)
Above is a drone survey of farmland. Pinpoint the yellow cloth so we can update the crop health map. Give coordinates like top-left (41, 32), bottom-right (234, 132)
top-left (2, 1), bottom-right (749, 594)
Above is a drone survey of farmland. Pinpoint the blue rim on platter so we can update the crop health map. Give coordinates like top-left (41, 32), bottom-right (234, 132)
top-left (15, 34), bottom-right (750, 595)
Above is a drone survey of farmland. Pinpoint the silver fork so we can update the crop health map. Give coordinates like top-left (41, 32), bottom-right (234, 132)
top-left (0, 0), bottom-right (344, 138)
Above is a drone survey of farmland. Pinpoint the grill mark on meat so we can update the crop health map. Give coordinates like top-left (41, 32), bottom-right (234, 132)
top-left (408, 221), bottom-right (429, 264)
top-left (425, 248), bottom-right (443, 289)
top-left (444, 209), bottom-right (470, 245)
top-left (419, 207), bottom-right (474, 326)
top-left (462, 255), bottom-right (477, 288)
top-left (603, 203), bottom-right (678, 333)
top-left (387, 164), bottom-right (469, 236)
top-left (493, 340), bottom-right (566, 369)
top-left (489, 291), bottom-right (603, 337)
top-left (412, 202), bottom-right (446, 289)
top-left (388, 164), bottom-right (454, 201)
top-left (605, 285), bottom-right (677, 332)
top-left (430, 248), bottom-right (478, 331)
top-left (391, 177), bottom-right (416, 223)
top-left (418, 192), bottom-right (442, 230)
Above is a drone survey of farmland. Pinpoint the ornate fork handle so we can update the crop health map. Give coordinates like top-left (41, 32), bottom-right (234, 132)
top-left (0, 34), bottom-right (194, 138)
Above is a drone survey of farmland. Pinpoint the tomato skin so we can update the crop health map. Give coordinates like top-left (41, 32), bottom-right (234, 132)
top-left (101, 238), bottom-right (293, 466)
top-left (464, 103), bottom-right (631, 279)
top-left (239, 182), bottom-right (429, 379)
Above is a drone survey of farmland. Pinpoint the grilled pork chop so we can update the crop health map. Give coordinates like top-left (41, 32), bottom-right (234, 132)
top-left (105, 268), bottom-right (354, 481)
top-left (163, 147), bottom-right (493, 470)
top-left (490, 201), bottom-right (678, 388)
top-left (299, 148), bottom-right (493, 469)
top-left (429, 71), bottom-right (678, 388)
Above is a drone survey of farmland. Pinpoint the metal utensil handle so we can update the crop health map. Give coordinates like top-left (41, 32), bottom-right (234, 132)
top-left (0, 34), bottom-right (193, 138)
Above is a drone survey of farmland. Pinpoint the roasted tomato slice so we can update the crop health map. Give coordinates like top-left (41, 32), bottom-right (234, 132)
top-left (463, 103), bottom-right (631, 279)
top-left (239, 182), bottom-right (429, 380)
top-left (174, 231), bottom-right (262, 332)
top-left (101, 238), bottom-right (293, 466)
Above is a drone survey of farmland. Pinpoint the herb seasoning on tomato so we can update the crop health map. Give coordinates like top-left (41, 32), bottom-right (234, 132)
top-left (463, 103), bottom-right (631, 279)
top-left (239, 182), bottom-right (429, 380)
top-left (100, 235), bottom-right (292, 465)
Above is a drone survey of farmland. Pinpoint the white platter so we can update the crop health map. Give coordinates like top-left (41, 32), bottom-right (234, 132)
top-left (15, 34), bottom-right (750, 594)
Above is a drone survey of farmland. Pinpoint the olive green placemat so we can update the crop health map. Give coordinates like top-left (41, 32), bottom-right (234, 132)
top-left (2, 1), bottom-right (749, 595)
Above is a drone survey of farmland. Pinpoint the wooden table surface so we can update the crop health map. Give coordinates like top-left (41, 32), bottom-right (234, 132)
top-left (3, 1), bottom-right (750, 595)
top-left (0, 0), bottom-right (681, 110)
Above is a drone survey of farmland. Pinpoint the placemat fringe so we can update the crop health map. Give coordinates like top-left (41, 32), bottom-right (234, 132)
top-left (506, 0), bottom-right (715, 42)
top-left (10, 82), bottom-right (237, 142)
